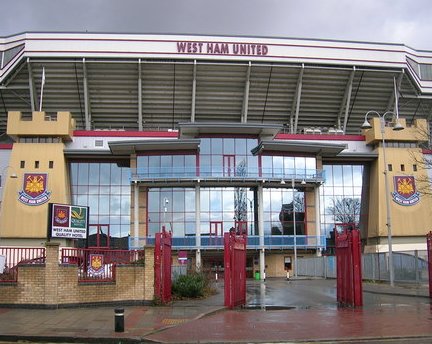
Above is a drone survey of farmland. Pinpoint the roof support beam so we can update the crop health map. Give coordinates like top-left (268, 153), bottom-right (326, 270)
top-left (385, 71), bottom-right (404, 113)
top-left (0, 86), bottom-right (29, 90)
top-left (9, 89), bottom-right (31, 106)
top-left (191, 60), bottom-right (197, 122)
top-left (290, 64), bottom-right (304, 134)
top-left (138, 59), bottom-right (143, 131)
top-left (339, 67), bottom-right (355, 133)
top-left (83, 58), bottom-right (92, 130)
top-left (27, 58), bottom-right (36, 112)
top-left (241, 61), bottom-right (251, 123)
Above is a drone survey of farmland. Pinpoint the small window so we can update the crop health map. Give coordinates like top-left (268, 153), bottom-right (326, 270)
top-left (49, 161), bottom-right (54, 169)
top-left (401, 164), bottom-right (405, 172)
top-left (284, 256), bottom-right (292, 270)
top-left (388, 164), bottom-right (393, 172)
top-left (20, 161), bottom-right (25, 168)
top-left (35, 161), bottom-right (39, 169)
top-left (413, 164), bottom-right (417, 172)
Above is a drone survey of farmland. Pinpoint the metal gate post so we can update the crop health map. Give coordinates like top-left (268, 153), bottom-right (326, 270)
top-left (154, 228), bottom-right (172, 304)
top-left (161, 229), bottom-right (172, 303)
top-left (336, 228), bottom-right (363, 307)
top-left (224, 231), bottom-right (247, 309)
top-left (351, 229), bottom-right (363, 307)
top-left (224, 232), bottom-right (232, 308)
top-left (154, 233), bottom-right (162, 301)
top-left (427, 231), bottom-right (432, 298)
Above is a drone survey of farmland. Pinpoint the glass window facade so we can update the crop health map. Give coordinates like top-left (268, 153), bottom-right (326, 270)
top-left (263, 188), bottom-right (305, 236)
top-left (147, 187), bottom-right (255, 237)
top-left (70, 162), bottom-right (131, 248)
top-left (199, 138), bottom-right (258, 177)
top-left (148, 188), bottom-right (196, 237)
top-left (137, 154), bottom-right (196, 178)
top-left (320, 164), bottom-right (364, 237)
top-left (261, 156), bottom-right (316, 179)
top-left (200, 187), bottom-right (254, 235)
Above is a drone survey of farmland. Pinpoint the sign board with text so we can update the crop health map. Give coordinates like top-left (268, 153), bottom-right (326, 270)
top-left (48, 203), bottom-right (89, 240)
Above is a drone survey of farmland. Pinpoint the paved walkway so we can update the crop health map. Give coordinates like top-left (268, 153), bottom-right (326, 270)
top-left (0, 278), bottom-right (430, 343)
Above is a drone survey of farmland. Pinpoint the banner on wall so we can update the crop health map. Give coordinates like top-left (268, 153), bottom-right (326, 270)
top-left (48, 203), bottom-right (89, 239)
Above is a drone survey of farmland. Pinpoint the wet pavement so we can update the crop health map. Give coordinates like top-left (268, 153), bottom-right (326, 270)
top-left (0, 278), bottom-right (431, 343)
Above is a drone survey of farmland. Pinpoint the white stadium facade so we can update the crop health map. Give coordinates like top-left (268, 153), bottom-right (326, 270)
top-left (1, 32), bottom-right (432, 278)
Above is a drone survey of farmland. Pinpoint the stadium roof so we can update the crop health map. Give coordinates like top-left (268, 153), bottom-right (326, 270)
top-left (1, 32), bottom-right (432, 135)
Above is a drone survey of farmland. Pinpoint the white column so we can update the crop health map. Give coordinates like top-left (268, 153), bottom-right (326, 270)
top-left (195, 184), bottom-right (201, 271)
top-left (258, 185), bottom-right (265, 280)
top-left (134, 182), bottom-right (139, 248)
top-left (315, 185), bottom-right (322, 256)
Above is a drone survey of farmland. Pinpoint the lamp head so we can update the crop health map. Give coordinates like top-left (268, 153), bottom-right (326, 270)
top-left (392, 121), bottom-right (404, 131)
top-left (301, 179), bottom-right (306, 185)
top-left (361, 119), bottom-right (372, 129)
top-left (280, 179), bottom-right (286, 185)
top-left (9, 173), bottom-right (17, 179)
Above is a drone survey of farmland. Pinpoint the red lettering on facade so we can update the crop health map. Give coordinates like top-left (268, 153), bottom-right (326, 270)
top-left (177, 42), bottom-right (204, 54)
top-left (177, 42), bottom-right (268, 56)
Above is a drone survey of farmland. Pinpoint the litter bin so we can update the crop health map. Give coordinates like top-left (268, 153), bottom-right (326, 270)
top-left (254, 272), bottom-right (260, 280)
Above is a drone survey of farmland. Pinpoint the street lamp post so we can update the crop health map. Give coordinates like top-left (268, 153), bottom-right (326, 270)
top-left (248, 198), bottom-right (253, 236)
top-left (361, 110), bottom-right (404, 287)
top-left (291, 177), bottom-right (298, 278)
top-left (162, 197), bottom-right (169, 232)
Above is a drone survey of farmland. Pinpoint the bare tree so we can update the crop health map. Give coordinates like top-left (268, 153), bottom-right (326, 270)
top-left (406, 123), bottom-right (432, 196)
top-left (327, 197), bottom-right (361, 225)
top-left (234, 159), bottom-right (248, 222)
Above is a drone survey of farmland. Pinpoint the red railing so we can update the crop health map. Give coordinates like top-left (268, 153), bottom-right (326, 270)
top-left (61, 248), bottom-right (144, 282)
top-left (0, 247), bottom-right (46, 282)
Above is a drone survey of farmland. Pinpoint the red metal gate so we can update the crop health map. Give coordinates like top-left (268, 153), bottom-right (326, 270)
top-left (154, 228), bottom-right (172, 304)
top-left (335, 228), bottom-right (363, 307)
top-left (224, 231), bottom-right (247, 309)
top-left (427, 231), bottom-right (432, 298)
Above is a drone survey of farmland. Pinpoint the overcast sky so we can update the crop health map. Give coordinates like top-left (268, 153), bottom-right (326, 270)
top-left (1, 0), bottom-right (431, 50)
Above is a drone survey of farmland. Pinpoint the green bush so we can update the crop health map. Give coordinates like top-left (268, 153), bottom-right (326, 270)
top-left (172, 272), bottom-right (208, 298)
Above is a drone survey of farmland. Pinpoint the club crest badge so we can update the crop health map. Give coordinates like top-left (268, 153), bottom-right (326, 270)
top-left (53, 205), bottom-right (70, 227)
top-left (18, 173), bottom-right (51, 206)
top-left (88, 254), bottom-right (104, 276)
top-left (391, 176), bottom-right (420, 206)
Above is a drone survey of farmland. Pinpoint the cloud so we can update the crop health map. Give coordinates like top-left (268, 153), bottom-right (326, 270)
top-left (1, 0), bottom-right (432, 50)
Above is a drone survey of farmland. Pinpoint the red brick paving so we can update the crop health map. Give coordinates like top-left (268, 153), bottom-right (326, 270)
top-left (146, 304), bottom-right (432, 343)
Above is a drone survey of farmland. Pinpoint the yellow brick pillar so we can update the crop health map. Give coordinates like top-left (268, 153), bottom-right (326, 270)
top-left (44, 242), bottom-right (60, 307)
top-left (144, 245), bottom-right (155, 301)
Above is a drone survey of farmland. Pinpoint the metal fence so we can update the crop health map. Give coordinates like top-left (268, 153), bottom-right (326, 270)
top-left (0, 247), bottom-right (46, 282)
top-left (61, 248), bottom-right (145, 282)
top-left (297, 250), bottom-right (429, 284)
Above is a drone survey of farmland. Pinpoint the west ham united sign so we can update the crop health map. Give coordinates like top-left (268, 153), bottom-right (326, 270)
top-left (391, 176), bottom-right (420, 206)
top-left (18, 173), bottom-right (51, 206)
top-left (49, 203), bottom-right (89, 239)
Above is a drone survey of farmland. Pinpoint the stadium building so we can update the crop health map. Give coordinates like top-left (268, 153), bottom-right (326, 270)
top-left (0, 32), bottom-right (431, 278)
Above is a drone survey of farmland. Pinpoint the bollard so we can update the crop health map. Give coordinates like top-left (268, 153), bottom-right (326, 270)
top-left (114, 308), bottom-right (124, 332)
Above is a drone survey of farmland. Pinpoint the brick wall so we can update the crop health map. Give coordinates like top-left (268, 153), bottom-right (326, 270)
top-left (0, 243), bottom-right (155, 307)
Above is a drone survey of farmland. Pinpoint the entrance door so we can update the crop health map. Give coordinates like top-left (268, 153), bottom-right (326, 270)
top-left (210, 221), bottom-right (223, 246)
top-left (223, 155), bottom-right (235, 177)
